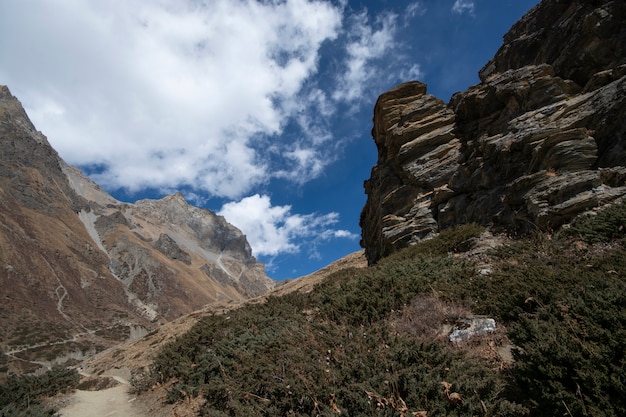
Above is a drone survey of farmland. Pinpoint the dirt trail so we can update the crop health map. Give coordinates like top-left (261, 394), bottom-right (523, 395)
top-left (57, 385), bottom-right (147, 417)
top-left (54, 251), bottom-right (369, 417)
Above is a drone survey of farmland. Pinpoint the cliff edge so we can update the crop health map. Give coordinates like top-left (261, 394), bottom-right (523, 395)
top-left (361, 0), bottom-right (626, 264)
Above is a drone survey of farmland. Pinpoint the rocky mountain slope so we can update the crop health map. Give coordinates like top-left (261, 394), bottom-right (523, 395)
top-left (3, 1), bottom-right (625, 416)
top-left (0, 86), bottom-right (274, 376)
top-left (81, 250), bottom-right (367, 385)
top-left (361, 0), bottom-right (626, 264)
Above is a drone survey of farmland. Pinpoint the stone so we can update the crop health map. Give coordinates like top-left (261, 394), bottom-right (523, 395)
top-left (154, 233), bottom-right (192, 265)
top-left (448, 317), bottom-right (497, 344)
top-left (478, 0), bottom-right (626, 88)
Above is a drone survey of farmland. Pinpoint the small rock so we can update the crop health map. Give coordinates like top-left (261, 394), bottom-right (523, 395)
top-left (449, 317), bottom-right (496, 343)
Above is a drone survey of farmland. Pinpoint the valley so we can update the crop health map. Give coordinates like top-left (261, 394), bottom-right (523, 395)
top-left (1, 0), bottom-right (625, 415)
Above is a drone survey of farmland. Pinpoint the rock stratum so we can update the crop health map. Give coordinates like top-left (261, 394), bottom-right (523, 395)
top-left (0, 86), bottom-right (274, 376)
top-left (361, 0), bottom-right (626, 264)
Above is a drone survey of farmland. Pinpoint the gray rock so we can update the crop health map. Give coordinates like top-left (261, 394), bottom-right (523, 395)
top-left (154, 233), bottom-right (192, 265)
top-left (361, 0), bottom-right (626, 265)
top-left (449, 317), bottom-right (497, 344)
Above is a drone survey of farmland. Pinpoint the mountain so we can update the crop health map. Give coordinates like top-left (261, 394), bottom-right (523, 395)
top-left (3, 1), bottom-right (626, 416)
top-left (360, 0), bottom-right (626, 264)
top-left (64, 173), bottom-right (274, 318)
top-left (81, 250), bottom-right (367, 382)
top-left (116, 2), bottom-right (625, 415)
top-left (0, 86), bottom-right (274, 376)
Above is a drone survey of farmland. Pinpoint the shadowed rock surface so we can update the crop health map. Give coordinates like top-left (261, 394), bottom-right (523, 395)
top-left (361, 0), bottom-right (626, 264)
top-left (154, 233), bottom-right (192, 265)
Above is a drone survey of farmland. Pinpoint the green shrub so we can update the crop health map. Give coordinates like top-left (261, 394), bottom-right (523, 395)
top-left (479, 234), bottom-right (626, 416)
top-left (0, 367), bottom-right (78, 416)
top-left (564, 200), bottom-right (626, 243)
top-left (140, 220), bottom-right (626, 416)
top-left (0, 402), bottom-right (57, 417)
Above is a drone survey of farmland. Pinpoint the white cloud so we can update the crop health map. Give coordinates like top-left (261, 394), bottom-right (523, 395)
top-left (269, 87), bottom-right (337, 185)
top-left (332, 230), bottom-right (357, 238)
top-left (0, 1), bottom-right (422, 202)
top-left (405, 2), bottom-right (426, 19)
top-left (451, 0), bottom-right (475, 15)
top-left (0, 0), bottom-right (422, 261)
top-left (218, 194), bottom-right (357, 258)
top-left (281, 147), bottom-right (326, 182)
top-left (0, 0), bottom-right (342, 199)
top-left (332, 10), bottom-right (399, 103)
top-left (398, 64), bottom-right (424, 83)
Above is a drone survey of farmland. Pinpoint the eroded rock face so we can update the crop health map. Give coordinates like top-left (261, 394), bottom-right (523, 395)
top-left (154, 233), bottom-right (192, 265)
top-left (0, 86), bottom-right (149, 376)
top-left (361, 0), bottom-right (626, 264)
top-left (479, 0), bottom-right (626, 89)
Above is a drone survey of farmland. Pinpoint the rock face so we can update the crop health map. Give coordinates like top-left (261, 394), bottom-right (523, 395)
top-left (361, 0), bottom-right (626, 264)
top-left (0, 86), bottom-right (274, 376)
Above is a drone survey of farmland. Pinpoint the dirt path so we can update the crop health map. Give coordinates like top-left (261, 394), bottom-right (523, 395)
top-left (57, 385), bottom-right (147, 417)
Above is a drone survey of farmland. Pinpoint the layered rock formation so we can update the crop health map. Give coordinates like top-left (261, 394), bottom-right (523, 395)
top-left (361, 0), bottom-right (626, 264)
top-left (0, 86), bottom-right (274, 375)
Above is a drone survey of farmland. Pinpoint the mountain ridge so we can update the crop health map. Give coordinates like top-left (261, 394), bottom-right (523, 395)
top-left (0, 85), bottom-right (275, 377)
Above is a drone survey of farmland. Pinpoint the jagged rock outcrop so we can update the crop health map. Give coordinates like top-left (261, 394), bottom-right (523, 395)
top-left (479, 0), bottom-right (626, 89)
top-left (0, 86), bottom-right (274, 376)
top-left (361, 0), bottom-right (626, 264)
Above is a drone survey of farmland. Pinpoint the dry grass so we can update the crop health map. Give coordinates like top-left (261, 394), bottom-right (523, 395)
top-left (391, 293), bottom-right (472, 341)
top-left (391, 293), bottom-right (515, 369)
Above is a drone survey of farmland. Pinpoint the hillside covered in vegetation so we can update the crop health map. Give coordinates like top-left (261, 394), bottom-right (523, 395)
top-left (132, 201), bottom-right (626, 417)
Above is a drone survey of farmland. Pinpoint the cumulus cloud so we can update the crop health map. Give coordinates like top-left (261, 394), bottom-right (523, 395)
top-left (0, 0), bottom-right (342, 198)
top-left (451, 0), bottom-right (475, 15)
top-left (218, 194), bottom-right (358, 258)
top-left (0, 0), bottom-right (418, 261)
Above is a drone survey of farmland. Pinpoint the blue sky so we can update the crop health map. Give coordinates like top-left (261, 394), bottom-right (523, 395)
top-left (0, 0), bottom-right (539, 280)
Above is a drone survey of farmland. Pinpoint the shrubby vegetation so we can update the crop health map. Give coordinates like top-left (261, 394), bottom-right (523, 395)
top-left (564, 200), bottom-right (626, 243)
top-left (0, 367), bottom-right (78, 416)
top-left (0, 353), bottom-right (7, 375)
top-left (138, 204), bottom-right (626, 416)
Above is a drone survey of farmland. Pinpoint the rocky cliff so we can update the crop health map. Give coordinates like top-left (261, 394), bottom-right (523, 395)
top-left (0, 86), bottom-right (274, 376)
top-left (361, 0), bottom-right (626, 264)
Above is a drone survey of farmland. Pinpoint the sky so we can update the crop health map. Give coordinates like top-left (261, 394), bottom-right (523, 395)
top-left (0, 0), bottom-right (539, 280)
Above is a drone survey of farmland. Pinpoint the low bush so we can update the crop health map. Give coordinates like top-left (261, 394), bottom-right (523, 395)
top-left (564, 199), bottom-right (626, 243)
top-left (139, 222), bottom-right (626, 416)
top-left (0, 367), bottom-right (78, 416)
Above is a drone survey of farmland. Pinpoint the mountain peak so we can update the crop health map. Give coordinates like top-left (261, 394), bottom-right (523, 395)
top-left (0, 93), bottom-right (275, 376)
top-left (166, 191), bottom-right (187, 203)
